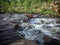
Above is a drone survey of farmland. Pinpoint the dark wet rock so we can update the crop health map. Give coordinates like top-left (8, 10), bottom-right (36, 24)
top-left (0, 20), bottom-right (20, 32)
top-left (0, 36), bottom-right (20, 45)
top-left (0, 33), bottom-right (19, 41)
top-left (56, 20), bottom-right (60, 24)
top-left (56, 31), bottom-right (60, 34)
top-left (21, 23), bottom-right (35, 30)
top-left (45, 39), bottom-right (60, 45)
top-left (40, 20), bottom-right (45, 24)
top-left (43, 36), bottom-right (52, 43)
top-left (43, 36), bottom-right (60, 45)
top-left (0, 21), bottom-right (21, 45)
top-left (0, 22), bottom-right (19, 31)
top-left (20, 15), bottom-right (28, 22)
top-left (2, 14), bottom-right (28, 23)
top-left (17, 25), bottom-right (23, 31)
top-left (55, 31), bottom-right (60, 38)
top-left (0, 31), bottom-right (21, 45)
top-left (58, 8), bottom-right (60, 14)
top-left (55, 24), bottom-right (60, 27)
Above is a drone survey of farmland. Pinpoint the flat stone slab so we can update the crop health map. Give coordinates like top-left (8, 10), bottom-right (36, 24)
top-left (9, 39), bottom-right (38, 45)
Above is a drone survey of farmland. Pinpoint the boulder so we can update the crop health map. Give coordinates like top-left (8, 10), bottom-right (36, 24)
top-left (56, 20), bottom-right (60, 24)
top-left (0, 21), bottom-right (20, 45)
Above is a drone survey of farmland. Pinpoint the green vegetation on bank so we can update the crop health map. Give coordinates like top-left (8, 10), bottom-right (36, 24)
top-left (0, 0), bottom-right (60, 16)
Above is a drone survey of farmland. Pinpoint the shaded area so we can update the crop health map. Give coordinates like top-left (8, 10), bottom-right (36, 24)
top-left (0, 14), bottom-right (22, 45)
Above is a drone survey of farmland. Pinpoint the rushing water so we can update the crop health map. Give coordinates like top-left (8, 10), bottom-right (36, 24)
top-left (0, 14), bottom-right (60, 45)
top-left (18, 17), bottom-right (60, 45)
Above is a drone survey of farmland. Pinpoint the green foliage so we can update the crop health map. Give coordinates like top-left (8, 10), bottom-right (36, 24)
top-left (0, 0), bottom-right (60, 16)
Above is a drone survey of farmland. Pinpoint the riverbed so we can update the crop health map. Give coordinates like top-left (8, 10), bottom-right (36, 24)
top-left (0, 14), bottom-right (60, 45)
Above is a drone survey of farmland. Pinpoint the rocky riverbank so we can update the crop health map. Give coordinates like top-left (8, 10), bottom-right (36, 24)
top-left (0, 14), bottom-right (60, 45)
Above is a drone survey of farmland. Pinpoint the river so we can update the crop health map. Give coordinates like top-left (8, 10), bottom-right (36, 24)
top-left (0, 14), bottom-right (60, 45)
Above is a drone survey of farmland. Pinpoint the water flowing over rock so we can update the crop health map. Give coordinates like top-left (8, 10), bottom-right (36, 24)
top-left (18, 17), bottom-right (60, 45)
top-left (0, 14), bottom-right (60, 45)
top-left (3, 14), bottom-right (28, 23)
